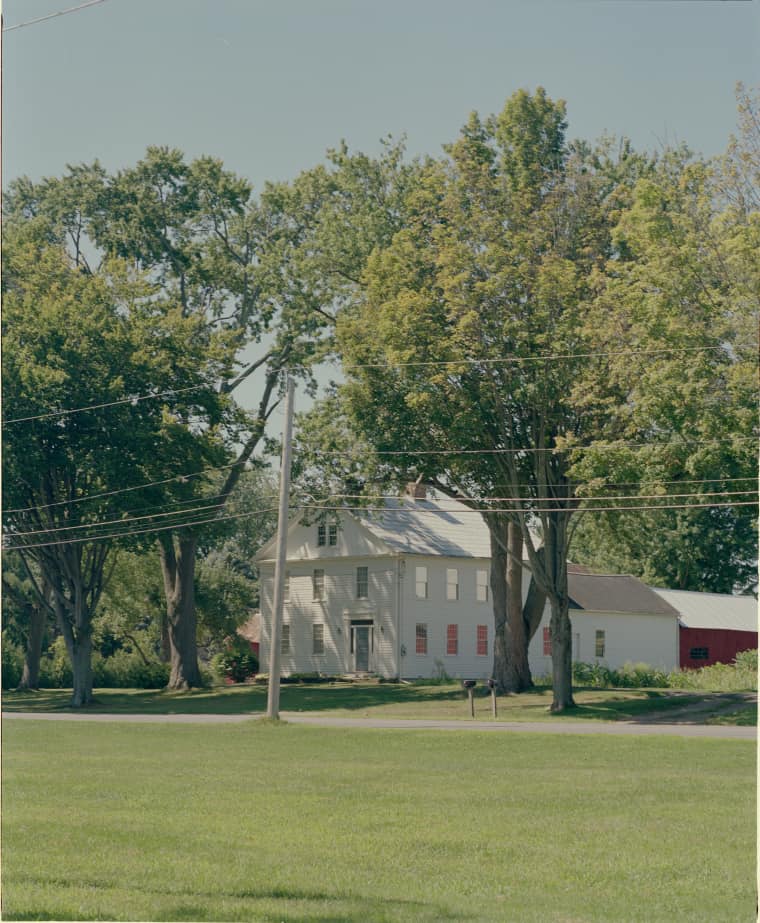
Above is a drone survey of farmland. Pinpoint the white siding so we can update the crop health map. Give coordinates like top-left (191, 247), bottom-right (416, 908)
top-left (259, 556), bottom-right (399, 677)
top-left (399, 556), bottom-right (493, 680)
top-left (527, 609), bottom-right (680, 677)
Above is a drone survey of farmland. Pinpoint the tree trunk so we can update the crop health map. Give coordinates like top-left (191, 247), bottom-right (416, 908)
top-left (549, 592), bottom-right (575, 712)
top-left (18, 602), bottom-right (45, 690)
top-left (159, 533), bottom-right (203, 690)
top-left (491, 521), bottom-right (533, 693)
top-left (69, 633), bottom-right (94, 707)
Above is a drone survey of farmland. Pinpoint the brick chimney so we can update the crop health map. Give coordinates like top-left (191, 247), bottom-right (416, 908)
top-left (405, 482), bottom-right (427, 500)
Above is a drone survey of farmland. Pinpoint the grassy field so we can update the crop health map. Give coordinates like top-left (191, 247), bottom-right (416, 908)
top-left (2, 681), bottom-right (748, 723)
top-left (2, 718), bottom-right (756, 923)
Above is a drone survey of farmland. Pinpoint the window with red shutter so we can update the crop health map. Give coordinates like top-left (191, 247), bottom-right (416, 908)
top-left (446, 623), bottom-right (458, 655)
top-left (543, 626), bottom-right (551, 656)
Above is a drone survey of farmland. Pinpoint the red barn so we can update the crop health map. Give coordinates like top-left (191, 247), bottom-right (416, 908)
top-left (650, 589), bottom-right (757, 669)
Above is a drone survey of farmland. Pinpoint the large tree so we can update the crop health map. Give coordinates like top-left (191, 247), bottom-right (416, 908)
top-left (1, 224), bottom-right (238, 705)
top-left (336, 89), bottom-right (665, 710)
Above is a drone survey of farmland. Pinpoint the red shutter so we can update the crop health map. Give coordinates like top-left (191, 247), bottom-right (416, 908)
top-left (477, 625), bottom-right (488, 656)
top-left (543, 627), bottom-right (551, 656)
top-left (446, 624), bottom-right (458, 655)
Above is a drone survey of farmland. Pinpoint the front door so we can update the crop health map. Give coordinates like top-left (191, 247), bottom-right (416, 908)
top-left (354, 626), bottom-right (370, 672)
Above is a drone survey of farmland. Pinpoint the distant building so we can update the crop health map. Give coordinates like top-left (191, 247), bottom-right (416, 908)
top-left (650, 588), bottom-right (758, 669)
top-left (255, 487), bottom-right (756, 679)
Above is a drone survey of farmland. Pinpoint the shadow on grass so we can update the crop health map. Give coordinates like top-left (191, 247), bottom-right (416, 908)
top-left (7, 876), bottom-right (470, 922)
top-left (1, 683), bottom-right (465, 716)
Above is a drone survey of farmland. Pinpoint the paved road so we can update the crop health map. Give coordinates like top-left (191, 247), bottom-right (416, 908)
top-left (3, 711), bottom-right (754, 738)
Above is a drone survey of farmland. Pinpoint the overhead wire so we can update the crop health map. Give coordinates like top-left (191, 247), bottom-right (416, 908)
top-left (2, 0), bottom-right (109, 32)
top-left (2, 343), bottom-right (731, 427)
top-left (4, 497), bottom-right (756, 552)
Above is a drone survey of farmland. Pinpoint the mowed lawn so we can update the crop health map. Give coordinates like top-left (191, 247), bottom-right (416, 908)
top-left (2, 681), bottom-right (747, 723)
top-left (1, 720), bottom-right (755, 923)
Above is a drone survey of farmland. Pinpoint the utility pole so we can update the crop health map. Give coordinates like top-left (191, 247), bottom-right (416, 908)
top-left (266, 374), bottom-right (295, 720)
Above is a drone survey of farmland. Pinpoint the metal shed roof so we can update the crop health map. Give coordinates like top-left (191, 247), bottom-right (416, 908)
top-left (567, 571), bottom-right (680, 615)
top-left (648, 588), bottom-right (758, 632)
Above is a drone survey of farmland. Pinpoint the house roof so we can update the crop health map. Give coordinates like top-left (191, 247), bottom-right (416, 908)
top-left (648, 588), bottom-right (758, 633)
top-left (566, 571), bottom-right (679, 615)
top-left (356, 496), bottom-right (491, 558)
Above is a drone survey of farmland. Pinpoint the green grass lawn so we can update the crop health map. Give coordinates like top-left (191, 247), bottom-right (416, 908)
top-left (1, 720), bottom-right (755, 922)
top-left (0, 681), bottom-right (729, 723)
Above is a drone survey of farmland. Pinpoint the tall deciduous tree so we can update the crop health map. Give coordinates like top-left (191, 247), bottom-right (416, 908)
top-left (1, 226), bottom-right (237, 705)
top-left (337, 89), bottom-right (653, 709)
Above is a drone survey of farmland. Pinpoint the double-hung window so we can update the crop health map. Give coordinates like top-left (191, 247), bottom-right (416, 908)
top-left (416, 623), bottom-right (428, 655)
top-left (317, 524), bottom-right (326, 546)
top-left (477, 624), bottom-right (488, 656)
top-left (313, 623), bottom-right (325, 655)
top-left (328, 523), bottom-right (338, 546)
top-left (595, 630), bottom-right (605, 658)
top-left (356, 566), bottom-right (369, 599)
top-left (312, 569), bottom-right (325, 600)
top-left (476, 569), bottom-right (489, 602)
top-left (415, 566), bottom-right (428, 599)
top-left (446, 568), bottom-right (459, 601)
top-left (446, 624), bottom-right (458, 656)
top-left (281, 624), bottom-right (291, 654)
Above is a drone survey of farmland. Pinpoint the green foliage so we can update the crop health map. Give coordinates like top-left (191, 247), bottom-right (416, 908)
top-left (1, 634), bottom-right (24, 690)
top-left (572, 655), bottom-right (758, 692)
top-left (91, 651), bottom-right (170, 689)
top-left (211, 636), bottom-right (258, 684)
top-left (38, 637), bottom-right (73, 688)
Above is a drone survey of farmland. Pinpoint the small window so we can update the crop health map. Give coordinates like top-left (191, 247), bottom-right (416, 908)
top-left (476, 570), bottom-right (489, 602)
top-left (446, 568), bottom-right (459, 601)
top-left (543, 626), bottom-right (551, 656)
top-left (317, 524), bottom-right (326, 546)
top-left (281, 624), bottom-right (290, 654)
top-left (312, 569), bottom-right (325, 600)
top-left (284, 572), bottom-right (290, 602)
top-left (446, 624), bottom-right (458, 656)
top-left (477, 624), bottom-right (488, 656)
top-left (328, 523), bottom-right (338, 546)
top-left (313, 623), bottom-right (325, 655)
top-left (690, 647), bottom-right (709, 660)
top-left (415, 566), bottom-right (428, 599)
top-left (356, 566), bottom-right (368, 599)
top-left (416, 623), bottom-right (428, 655)
top-left (595, 629), bottom-right (605, 658)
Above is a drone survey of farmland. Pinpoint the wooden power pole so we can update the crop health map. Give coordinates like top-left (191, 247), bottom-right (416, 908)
top-left (266, 374), bottom-right (295, 720)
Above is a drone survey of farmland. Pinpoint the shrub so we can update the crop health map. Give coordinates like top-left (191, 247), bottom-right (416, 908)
top-left (92, 650), bottom-right (169, 689)
top-left (213, 636), bottom-right (259, 684)
top-left (733, 648), bottom-right (757, 671)
top-left (1, 634), bottom-right (24, 690)
top-left (38, 637), bottom-right (73, 688)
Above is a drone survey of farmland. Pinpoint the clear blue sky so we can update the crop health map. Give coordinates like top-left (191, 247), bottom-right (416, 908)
top-left (3, 0), bottom-right (758, 191)
top-left (3, 0), bottom-right (758, 422)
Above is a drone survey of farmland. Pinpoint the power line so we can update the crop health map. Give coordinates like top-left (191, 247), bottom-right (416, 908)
top-left (2, 384), bottom-right (209, 426)
top-left (3, 0), bottom-right (108, 32)
top-left (2, 459), bottom-right (250, 514)
top-left (320, 436), bottom-right (757, 457)
top-left (3, 343), bottom-right (732, 427)
top-left (339, 344), bottom-right (729, 372)
top-left (5, 497), bottom-right (755, 552)
top-left (7, 487), bottom-right (756, 539)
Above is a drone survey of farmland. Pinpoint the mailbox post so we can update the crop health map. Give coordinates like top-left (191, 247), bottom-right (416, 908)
top-left (487, 678), bottom-right (497, 718)
top-left (463, 679), bottom-right (476, 718)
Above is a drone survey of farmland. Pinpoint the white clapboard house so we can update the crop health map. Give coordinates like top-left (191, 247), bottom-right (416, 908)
top-left (255, 486), bottom-right (685, 680)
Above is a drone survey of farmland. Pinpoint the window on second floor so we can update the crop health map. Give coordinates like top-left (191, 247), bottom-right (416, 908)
top-left (312, 569), bottom-right (325, 600)
top-left (317, 524), bottom-right (326, 546)
top-left (476, 569), bottom-right (489, 602)
top-left (328, 523), bottom-right (338, 546)
top-left (415, 566), bottom-right (428, 599)
top-left (356, 566), bottom-right (368, 598)
top-left (446, 568), bottom-right (459, 601)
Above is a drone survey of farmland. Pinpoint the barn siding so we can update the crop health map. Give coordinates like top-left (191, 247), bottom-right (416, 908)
top-left (679, 627), bottom-right (757, 669)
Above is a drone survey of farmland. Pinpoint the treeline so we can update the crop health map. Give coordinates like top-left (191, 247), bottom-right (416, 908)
top-left (2, 86), bottom-right (757, 710)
